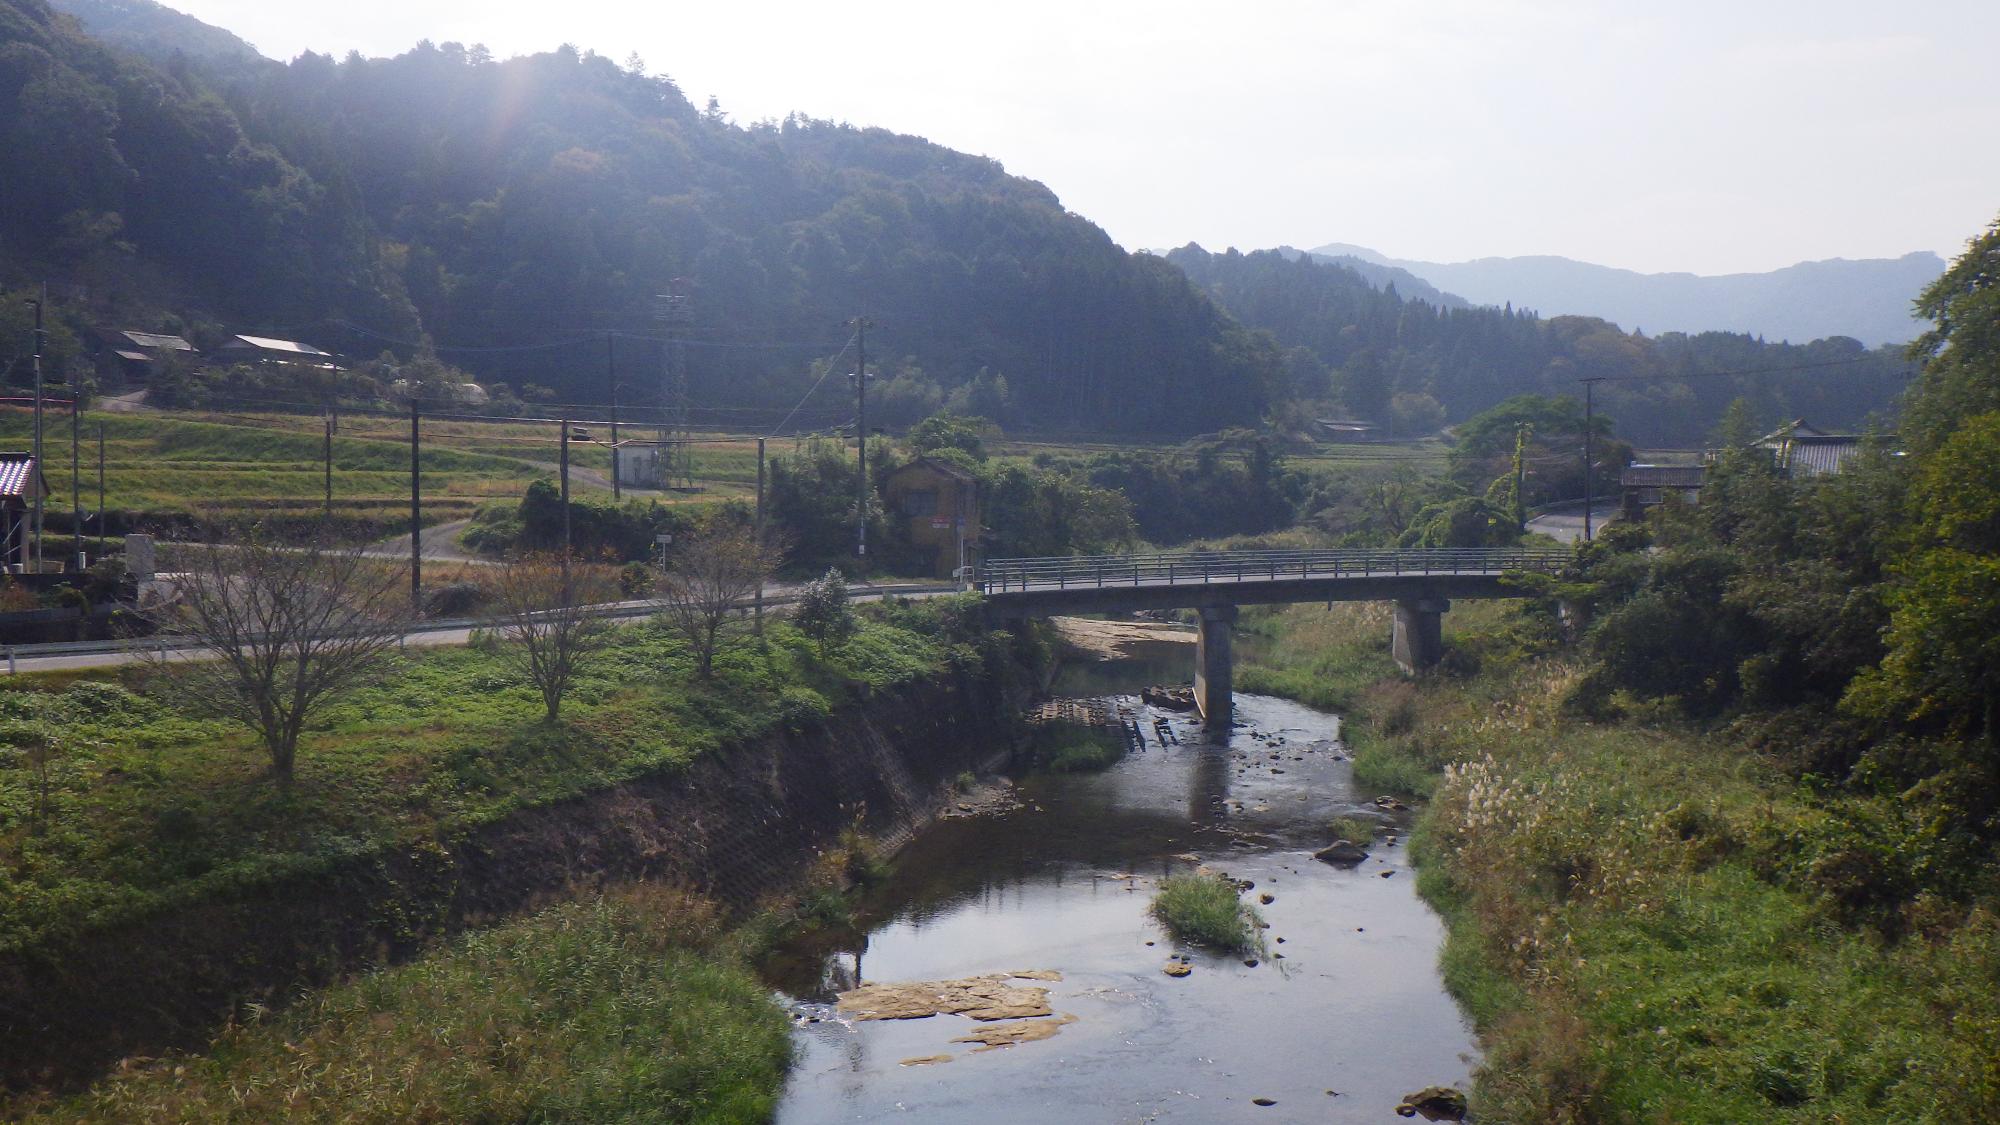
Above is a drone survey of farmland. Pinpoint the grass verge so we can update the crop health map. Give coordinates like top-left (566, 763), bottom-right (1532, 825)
top-left (8, 885), bottom-right (791, 1123)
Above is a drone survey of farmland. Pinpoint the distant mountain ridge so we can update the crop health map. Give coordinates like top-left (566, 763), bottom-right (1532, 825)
top-left (1307, 242), bottom-right (1943, 347)
top-left (48, 0), bottom-right (262, 63)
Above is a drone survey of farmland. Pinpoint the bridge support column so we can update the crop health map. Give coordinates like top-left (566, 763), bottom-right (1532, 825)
top-left (1392, 597), bottom-right (1449, 674)
top-left (1194, 605), bottom-right (1237, 727)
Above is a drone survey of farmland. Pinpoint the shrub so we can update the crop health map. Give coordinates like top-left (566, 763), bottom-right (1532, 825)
top-left (1150, 873), bottom-right (1262, 952)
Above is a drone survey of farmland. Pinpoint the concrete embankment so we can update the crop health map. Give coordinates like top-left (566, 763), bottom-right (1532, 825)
top-left (0, 665), bottom-right (1018, 1093)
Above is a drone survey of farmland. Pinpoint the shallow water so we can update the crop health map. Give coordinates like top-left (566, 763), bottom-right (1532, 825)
top-left (768, 672), bottom-right (1476, 1123)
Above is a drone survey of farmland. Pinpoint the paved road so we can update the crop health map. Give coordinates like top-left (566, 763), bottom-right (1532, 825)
top-left (4, 581), bottom-right (955, 675)
top-left (364, 519), bottom-right (484, 563)
top-left (1525, 499), bottom-right (1621, 544)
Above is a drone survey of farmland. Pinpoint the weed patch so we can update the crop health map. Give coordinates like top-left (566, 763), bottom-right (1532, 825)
top-left (1150, 873), bottom-right (1263, 953)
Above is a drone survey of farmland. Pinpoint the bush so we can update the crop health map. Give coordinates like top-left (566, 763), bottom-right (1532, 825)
top-left (1150, 873), bottom-right (1262, 952)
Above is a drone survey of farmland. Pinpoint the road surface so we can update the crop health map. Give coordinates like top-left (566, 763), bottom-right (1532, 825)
top-left (1525, 499), bottom-right (1621, 544)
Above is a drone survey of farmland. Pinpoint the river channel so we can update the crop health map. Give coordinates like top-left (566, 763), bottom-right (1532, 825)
top-left (766, 632), bottom-right (1477, 1123)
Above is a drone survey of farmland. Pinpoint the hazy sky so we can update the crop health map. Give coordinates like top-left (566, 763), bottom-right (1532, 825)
top-left (162, 0), bottom-right (1999, 275)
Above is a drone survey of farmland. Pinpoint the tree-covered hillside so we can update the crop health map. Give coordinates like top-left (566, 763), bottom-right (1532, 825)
top-left (1167, 244), bottom-right (1916, 446)
top-left (0, 0), bottom-right (1282, 433)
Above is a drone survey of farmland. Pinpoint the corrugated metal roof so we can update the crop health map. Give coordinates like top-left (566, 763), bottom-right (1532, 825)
top-left (223, 335), bottom-right (333, 357)
top-left (117, 330), bottom-right (195, 352)
top-left (0, 456), bottom-right (44, 499)
top-left (1621, 465), bottom-right (1706, 488)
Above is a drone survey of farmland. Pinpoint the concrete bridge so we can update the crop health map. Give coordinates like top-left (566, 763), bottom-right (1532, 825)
top-left (977, 547), bottom-right (1567, 726)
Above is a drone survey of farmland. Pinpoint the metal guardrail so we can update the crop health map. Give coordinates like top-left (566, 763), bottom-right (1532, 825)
top-left (976, 548), bottom-right (1568, 594)
top-left (0, 582), bottom-right (959, 673)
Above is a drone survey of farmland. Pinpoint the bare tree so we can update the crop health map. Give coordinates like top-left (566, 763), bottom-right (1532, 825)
top-left (656, 523), bottom-right (781, 678)
top-left (488, 553), bottom-right (619, 721)
top-left (143, 534), bottom-right (412, 789)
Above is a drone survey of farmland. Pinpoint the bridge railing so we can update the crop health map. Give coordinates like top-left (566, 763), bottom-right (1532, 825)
top-left (975, 547), bottom-right (1568, 593)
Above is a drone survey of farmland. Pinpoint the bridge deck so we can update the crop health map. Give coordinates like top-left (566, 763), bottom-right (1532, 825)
top-left (978, 547), bottom-right (1565, 597)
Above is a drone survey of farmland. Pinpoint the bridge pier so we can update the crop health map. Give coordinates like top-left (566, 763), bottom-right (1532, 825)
top-left (1392, 597), bottom-right (1449, 674)
top-left (1194, 605), bottom-right (1237, 727)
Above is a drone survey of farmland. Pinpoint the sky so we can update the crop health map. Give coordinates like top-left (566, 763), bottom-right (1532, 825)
top-left (159, 0), bottom-right (2000, 276)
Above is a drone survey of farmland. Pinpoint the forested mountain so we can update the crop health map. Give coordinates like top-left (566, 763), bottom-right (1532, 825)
top-left (1167, 244), bottom-right (1915, 446)
top-left (1308, 241), bottom-right (1944, 348)
top-left (0, 0), bottom-right (1281, 433)
top-left (46, 0), bottom-right (259, 65)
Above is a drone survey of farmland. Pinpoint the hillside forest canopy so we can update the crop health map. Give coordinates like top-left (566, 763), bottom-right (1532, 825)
top-left (1, 0), bottom-right (1918, 445)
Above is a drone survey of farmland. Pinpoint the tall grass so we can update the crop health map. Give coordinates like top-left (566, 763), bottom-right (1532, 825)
top-left (1151, 873), bottom-right (1263, 953)
top-left (1246, 599), bottom-right (2000, 1121)
top-left (10, 885), bottom-right (792, 1123)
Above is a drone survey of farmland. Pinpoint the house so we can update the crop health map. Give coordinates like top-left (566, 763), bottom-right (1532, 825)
top-left (97, 329), bottom-right (196, 382)
top-left (883, 457), bottom-right (981, 579)
top-left (1620, 464), bottom-right (1706, 521)
top-left (0, 453), bottom-right (50, 571)
top-left (211, 335), bottom-right (343, 370)
top-left (1756, 420), bottom-right (1889, 479)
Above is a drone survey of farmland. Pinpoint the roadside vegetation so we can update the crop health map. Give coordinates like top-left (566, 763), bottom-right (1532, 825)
top-left (9, 885), bottom-right (792, 1123)
top-left (1150, 872), bottom-right (1264, 953)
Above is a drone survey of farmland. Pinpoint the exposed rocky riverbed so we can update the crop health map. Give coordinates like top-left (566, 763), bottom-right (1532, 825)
top-left (764, 626), bottom-right (1475, 1122)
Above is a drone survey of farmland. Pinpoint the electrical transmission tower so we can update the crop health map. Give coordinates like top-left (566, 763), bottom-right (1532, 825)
top-left (653, 280), bottom-right (695, 490)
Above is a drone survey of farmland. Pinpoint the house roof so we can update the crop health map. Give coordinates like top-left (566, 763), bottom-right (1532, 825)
top-left (113, 350), bottom-right (153, 363)
top-left (114, 330), bottom-right (196, 352)
top-left (0, 454), bottom-right (48, 500)
top-left (220, 334), bottom-right (334, 358)
top-left (1621, 464), bottom-right (1707, 488)
top-left (1782, 436), bottom-right (1869, 478)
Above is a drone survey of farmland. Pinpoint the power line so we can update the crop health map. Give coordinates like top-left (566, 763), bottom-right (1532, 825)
top-left (1582, 354), bottom-right (1898, 386)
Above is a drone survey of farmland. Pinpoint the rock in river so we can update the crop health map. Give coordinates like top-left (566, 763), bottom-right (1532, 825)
top-left (837, 972), bottom-right (1061, 1022)
top-left (1396, 1085), bottom-right (1468, 1121)
top-left (1313, 840), bottom-right (1370, 866)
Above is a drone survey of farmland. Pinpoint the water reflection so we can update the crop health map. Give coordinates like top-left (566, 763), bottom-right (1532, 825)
top-left (770, 640), bottom-right (1477, 1123)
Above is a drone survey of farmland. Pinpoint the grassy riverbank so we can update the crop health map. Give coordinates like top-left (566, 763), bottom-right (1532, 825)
top-left (0, 607), bottom-right (977, 957)
top-left (1240, 601), bottom-right (2000, 1122)
top-left (9, 885), bottom-right (792, 1122)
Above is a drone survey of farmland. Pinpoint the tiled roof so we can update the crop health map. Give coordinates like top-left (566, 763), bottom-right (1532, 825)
top-left (1784, 438), bottom-right (1865, 478)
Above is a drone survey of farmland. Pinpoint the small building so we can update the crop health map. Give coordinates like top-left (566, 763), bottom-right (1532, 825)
top-left (1315, 418), bottom-right (1378, 442)
top-left (212, 335), bottom-right (343, 370)
top-left (1756, 420), bottom-right (1888, 479)
top-left (1620, 464), bottom-right (1706, 521)
top-left (97, 329), bottom-right (197, 382)
top-left (0, 453), bottom-right (51, 571)
top-left (883, 457), bottom-right (981, 579)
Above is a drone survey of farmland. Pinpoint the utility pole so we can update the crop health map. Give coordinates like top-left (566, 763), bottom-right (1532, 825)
top-left (70, 394), bottom-right (81, 569)
top-left (410, 394), bottom-right (421, 613)
top-left (28, 287), bottom-right (45, 571)
top-left (323, 405), bottom-right (334, 516)
top-left (754, 436), bottom-right (765, 634)
top-left (96, 422), bottom-right (105, 560)
top-left (850, 316), bottom-right (873, 559)
top-left (656, 281), bottom-right (693, 490)
top-left (559, 417), bottom-right (572, 590)
top-left (1582, 377), bottom-right (1601, 542)
top-left (607, 333), bottom-right (621, 501)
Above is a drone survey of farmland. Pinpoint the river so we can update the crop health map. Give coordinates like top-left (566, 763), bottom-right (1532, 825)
top-left (765, 633), bottom-right (1476, 1122)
